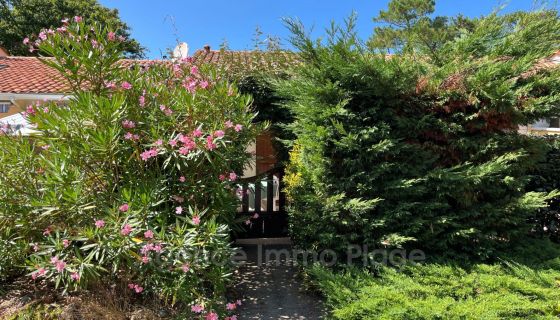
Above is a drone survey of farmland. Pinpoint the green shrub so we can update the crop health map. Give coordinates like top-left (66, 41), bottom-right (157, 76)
top-left (309, 261), bottom-right (560, 320)
top-left (0, 18), bottom-right (256, 318)
top-left (280, 10), bottom-right (560, 259)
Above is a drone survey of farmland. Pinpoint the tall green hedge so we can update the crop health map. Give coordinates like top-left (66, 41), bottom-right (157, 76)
top-left (279, 11), bottom-right (560, 260)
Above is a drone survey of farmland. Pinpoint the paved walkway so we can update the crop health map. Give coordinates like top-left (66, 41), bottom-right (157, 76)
top-left (234, 244), bottom-right (326, 320)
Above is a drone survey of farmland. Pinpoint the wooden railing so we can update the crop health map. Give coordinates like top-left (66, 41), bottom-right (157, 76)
top-left (236, 166), bottom-right (287, 238)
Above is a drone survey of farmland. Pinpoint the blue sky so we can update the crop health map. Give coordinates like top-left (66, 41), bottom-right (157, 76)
top-left (99, 1), bottom-right (554, 58)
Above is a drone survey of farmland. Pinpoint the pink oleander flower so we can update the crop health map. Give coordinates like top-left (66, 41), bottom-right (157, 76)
top-left (95, 219), bottom-right (105, 228)
top-left (199, 81), bottom-right (209, 89)
top-left (190, 66), bottom-right (199, 75)
top-left (121, 224), bottom-right (133, 236)
top-left (159, 105), bottom-right (173, 116)
top-left (229, 172), bottom-right (238, 181)
top-left (124, 132), bottom-right (134, 140)
top-left (134, 285), bottom-right (143, 293)
top-left (179, 146), bottom-right (190, 155)
top-left (71, 272), bottom-right (80, 281)
top-left (32, 243), bottom-right (39, 252)
top-left (169, 139), bottom-right (178, 147)
top-left (253, 213), bottom-right (259, 219)
top-left (191, 304), bottom-right (204, 313)
top-left (140, 148), bottom-right (158, 161)
top-left (140, 243), bottom-right (154, 255)
top-left (206, 312), bottom-right (218, 320)
top-left (91, 39), bottom-right (98, 48)
top-left (192, 215), bottom-right (200, 225)
top-left (206, 136), bottom-right (216, 151)
top-left (43, 227), bottom-right (51, 236)
top-left (42, 107), bottom-right (49, 113)
top-left (41, 145), bottom-right (50, 150)
top-left (175, 206), bottom-right (183, 214)
top-left (236, 299), bottom-right (242, 306)
top-left (225, 120), bottom-right (234, 128)
top-left (182, 263), bottom-right (190, 273)
top-left (138, 95), bottom-right (146, 107)
top-left (192, 128), bottom-right (203, 137)
top-left (38, 31), bottom-right (47, 40)
top-left (107, 31), bottom-right (116, 41)
top-left (55, 260), bottom-right (66, 273)
top-left (121, 82), bottom-right (132, 90)
top-left (128, 283), bottom-right (135, 289)
top-left (245, 219), bottom-right (251, 225)
top-left (226, 303), bottom-right (237, 311)
top-left (144, 230), bottom-right (154, 239)
top-left (122, 120), bottom-right (135, 129)
top-left (213, 130), bottom-right (225, 138)
top-left (105, 81), bottom-right (116, 89)
top-left (118, 35), bottom-right (126, 42)
top-left (141, 256), bottom-right (150, 264)
top-left (61, 18), bottom-right (69, 24)
top-left (155, 139), bottom-right (163, 146)
top-left (234, 124), bottom-right (243, 132)
top-left (25, 105), bottom-right (36, 116)
top-left (23, 37), bottom-right (30, 45)
top-left (184, 79), bottom-right (197, 93)
top-left (153, 244), bottom-right (163, 253)
top-left (50, 256), bottom-right (59, 264)
top-left (63, 239), bottom-right (70, 248)
top-left (119, 203), bottom-right (129, 212)
top-left (219, 174), bottom-right (226, 181)
top-left (73, 16), bottom-right (82, 22)
top-left (32, 267), bottom-right (47, 279)
top-left (179, 176), bottom-right (186, 182)
top-left (226, 316), bottom-right (238, 320)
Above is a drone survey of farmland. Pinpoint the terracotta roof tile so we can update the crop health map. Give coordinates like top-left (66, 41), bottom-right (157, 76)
top-left (0, 56), bottom-right (68, 94)
top-left (0, 50), bottom-right (299, 95)
top-left (3, 49), bottom-right (554, 95)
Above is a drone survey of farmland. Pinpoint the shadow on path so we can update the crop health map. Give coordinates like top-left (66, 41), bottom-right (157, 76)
top-left (234, 244), bottom-right (326, 320)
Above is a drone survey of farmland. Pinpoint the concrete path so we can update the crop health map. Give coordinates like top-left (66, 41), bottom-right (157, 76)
top-left (234, 244), bottom-right (326, 320)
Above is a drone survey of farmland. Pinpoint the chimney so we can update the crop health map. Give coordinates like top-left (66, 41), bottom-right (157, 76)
top-left (203, 45), bottom-right (211, 53)
top-left (0, 46), bottom-right (9, 57)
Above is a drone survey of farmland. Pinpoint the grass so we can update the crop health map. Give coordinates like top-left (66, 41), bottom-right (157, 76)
top-left (308, 242), bottom-right (560, 319)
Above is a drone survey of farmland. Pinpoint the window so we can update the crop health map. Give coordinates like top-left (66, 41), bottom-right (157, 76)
top-left (550, 118), bottom-right (560, 128)
top-left (0, 103), bottom-right (10, 113)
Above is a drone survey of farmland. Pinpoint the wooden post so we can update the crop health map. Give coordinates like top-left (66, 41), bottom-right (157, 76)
top-left (255, 180), bottom-right (262, 213)
top-left (278, 169), bottom-right (286, 212)
top-left (242, 183), bottom-right (249, 213)
top-left (267, 173), bottom-right (274, 213)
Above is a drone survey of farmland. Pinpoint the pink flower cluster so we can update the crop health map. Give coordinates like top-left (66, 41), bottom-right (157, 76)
top-left (121, 224), bottom-right (133, 236)
top-left (140, 148), bottom-right (158, 161)
top-left (50, 256), bottom-right (66, 273)
top-left (31, 267), bottom-right (47, 280)
top-left (128, 283), bottom-right (144, 293)
top-left (122, 119), bottom-right (135, 129)
top-left (95, 219), bottom-right (105, 228)
top-left (124, 132), bottom-right (140, 141)
top-left (159, 104), bottom-right (173, 116)
top-left (219, 171), bottom-right (238, 182)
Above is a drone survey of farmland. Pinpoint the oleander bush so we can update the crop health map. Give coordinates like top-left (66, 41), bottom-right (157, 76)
top-left (280, 9), bottom-right (560, 260)
top-left (0, 17), bottom-right (258, 319)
